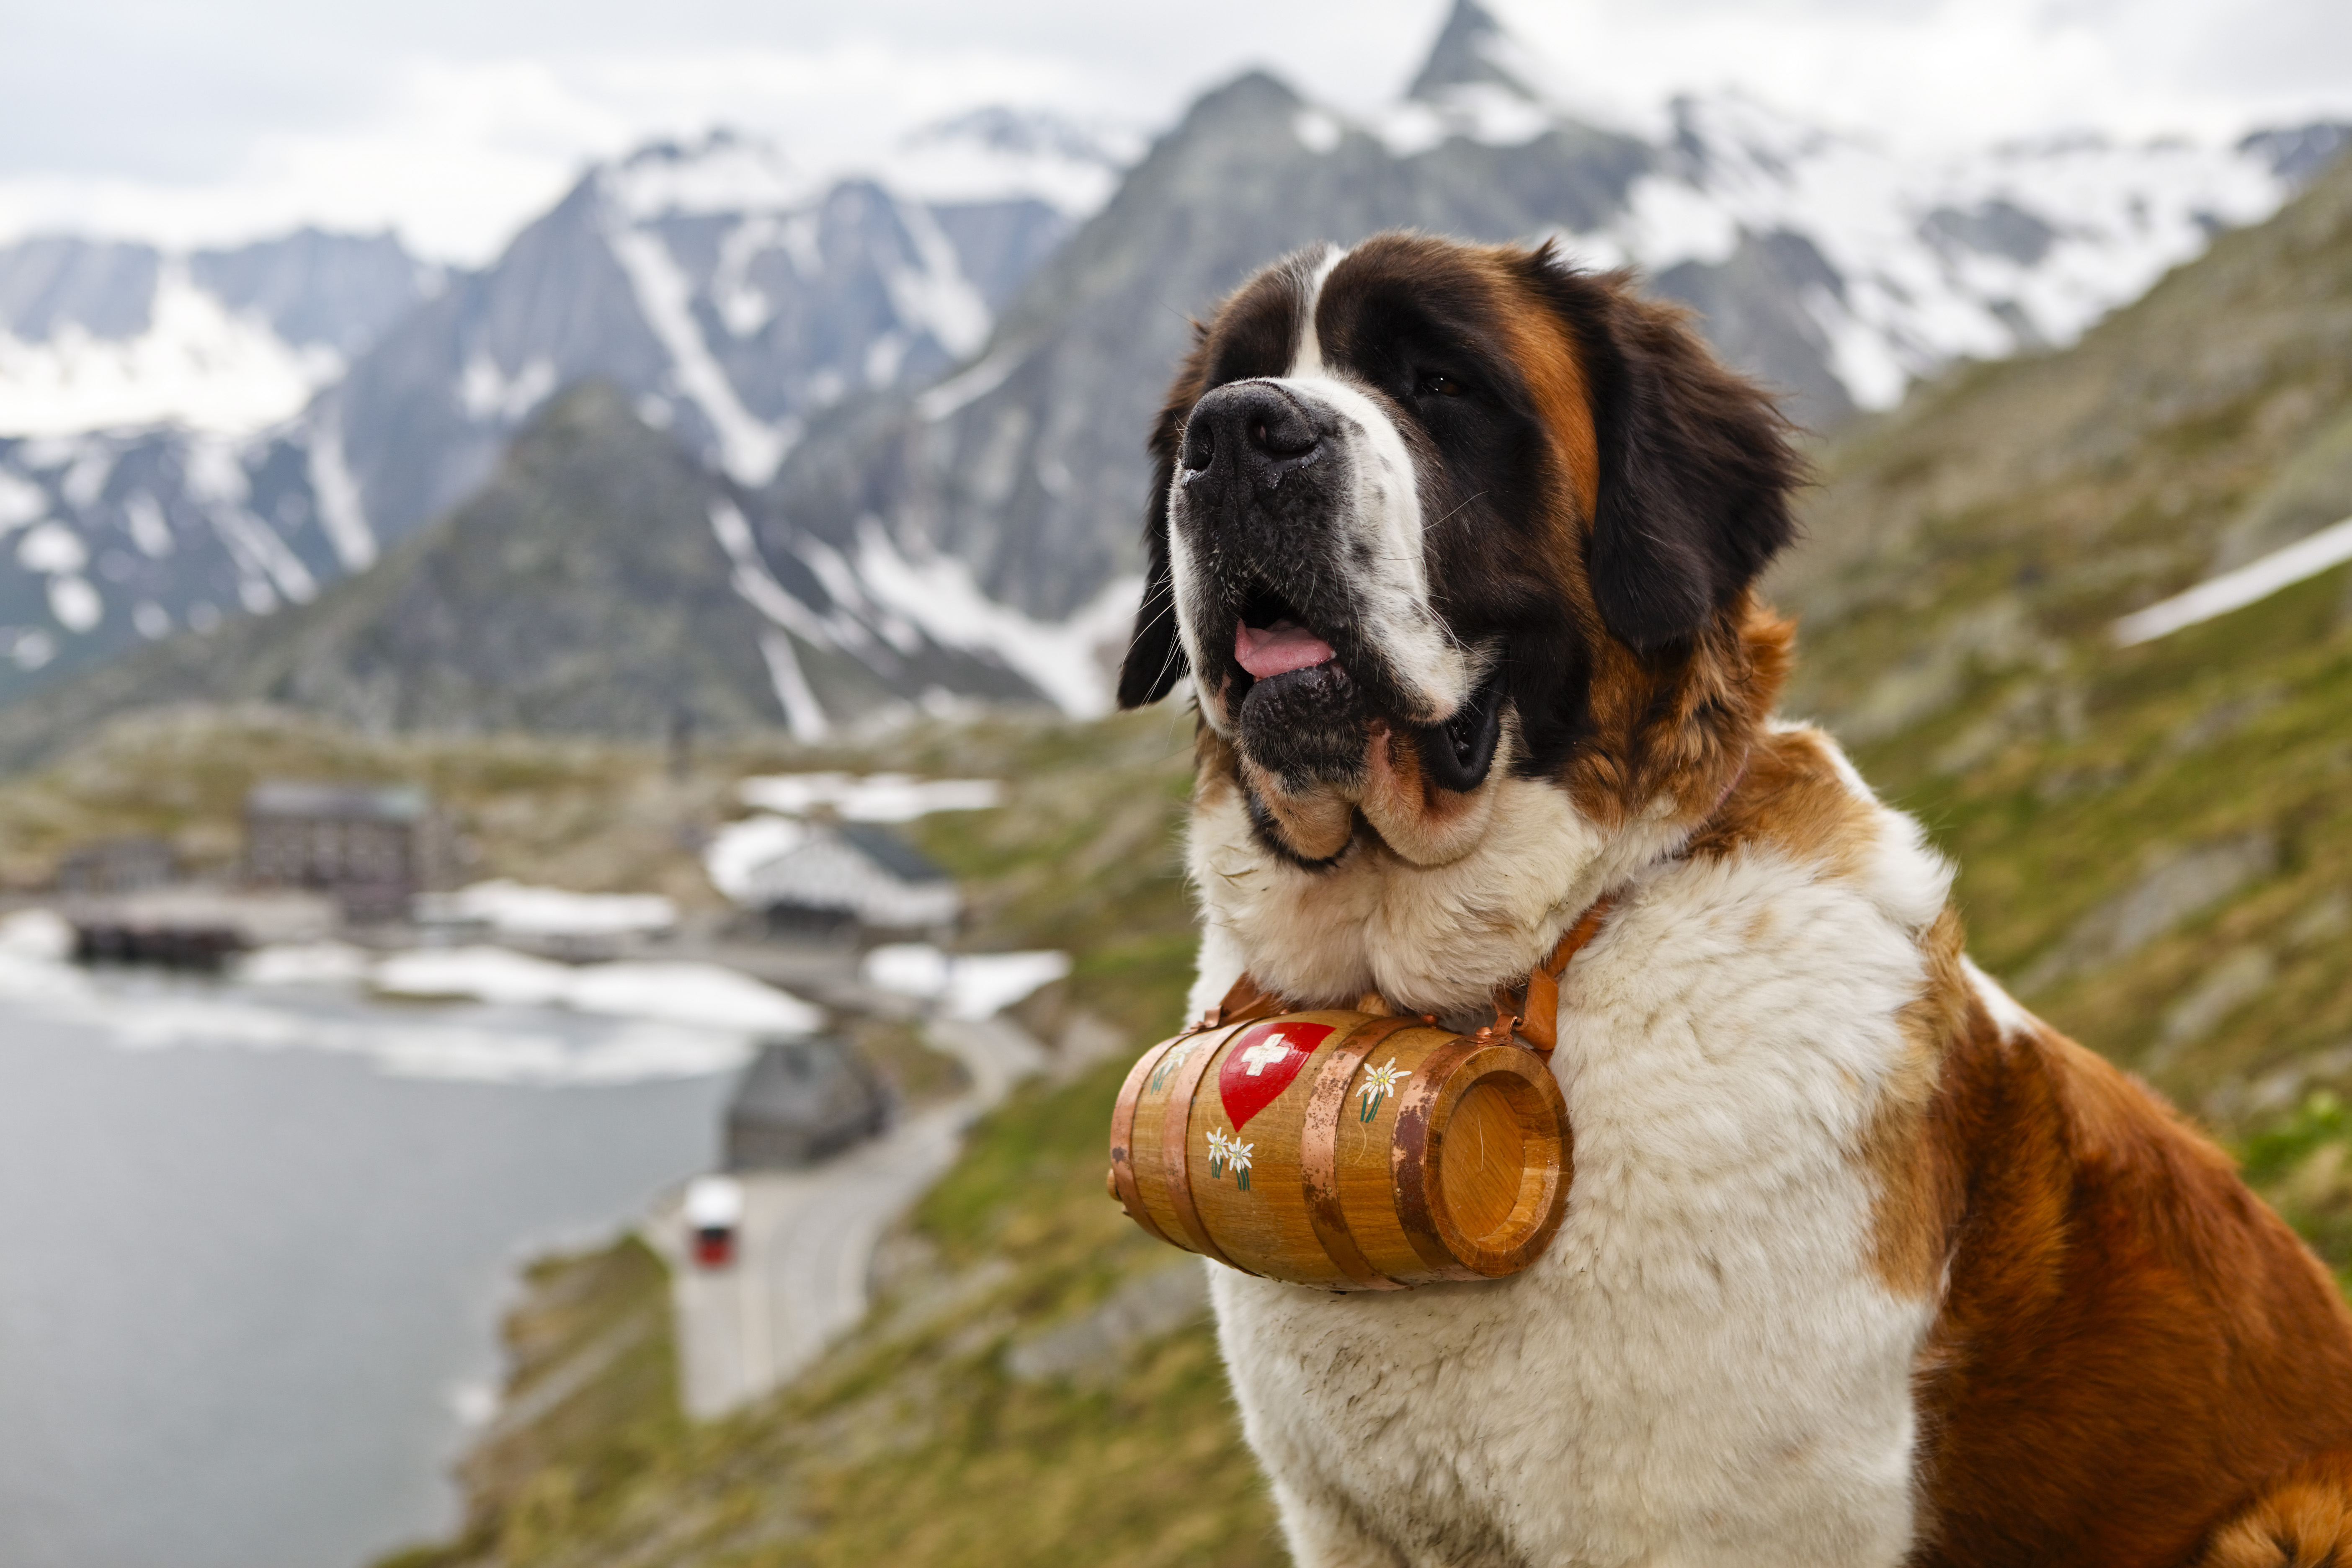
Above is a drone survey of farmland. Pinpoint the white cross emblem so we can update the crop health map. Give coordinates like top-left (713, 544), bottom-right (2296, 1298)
top-left (1240, 1038), bottom-right (1292, 1076)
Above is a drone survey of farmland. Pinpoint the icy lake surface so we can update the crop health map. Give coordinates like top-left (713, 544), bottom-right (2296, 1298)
top-left (0, 967), bottom-right (745, 1568)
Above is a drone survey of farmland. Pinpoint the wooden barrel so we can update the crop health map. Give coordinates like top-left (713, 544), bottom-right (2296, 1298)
top-left (1107, 1011), bottom-right (1572, 1289)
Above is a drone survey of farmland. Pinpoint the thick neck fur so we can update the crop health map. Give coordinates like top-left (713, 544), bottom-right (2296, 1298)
top-left (1189, 596), bottom-right (1794, 1021)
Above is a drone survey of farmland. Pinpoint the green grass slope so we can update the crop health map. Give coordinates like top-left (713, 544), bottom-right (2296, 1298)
top-left (1776, 149), bottom-right (2352, 1257)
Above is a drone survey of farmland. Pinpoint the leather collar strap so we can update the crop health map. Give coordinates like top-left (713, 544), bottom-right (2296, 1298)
top-left (1195, 892), bottom-right (1617, 1057)
top-left (1490, 896), bottom-right (1615, 1052)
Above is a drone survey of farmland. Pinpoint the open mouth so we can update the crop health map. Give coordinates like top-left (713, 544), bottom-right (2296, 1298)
top-left (1232, 585), bottom-right (1336, 680)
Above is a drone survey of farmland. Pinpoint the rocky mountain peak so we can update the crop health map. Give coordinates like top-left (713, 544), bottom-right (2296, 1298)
top-left (1407, 0), bottom-right (1536, 104)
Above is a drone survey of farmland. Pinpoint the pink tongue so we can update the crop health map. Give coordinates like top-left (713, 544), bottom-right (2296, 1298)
top-left (1235, 619), bottom-right (1335, 678)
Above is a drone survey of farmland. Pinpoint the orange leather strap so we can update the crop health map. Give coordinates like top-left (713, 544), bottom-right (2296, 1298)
top-left (1219, 893), bottom-right (1620, 1058)
top-left (1190, 972), bottom-right (1289, 1033)
top-left (1494, 895), bottom-right (1617, 1053)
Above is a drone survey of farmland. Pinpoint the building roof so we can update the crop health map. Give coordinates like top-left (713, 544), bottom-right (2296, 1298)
top-left (835, 823), bottom-right (949, 885)
top-left (246, 781), bottom-right (431, 822)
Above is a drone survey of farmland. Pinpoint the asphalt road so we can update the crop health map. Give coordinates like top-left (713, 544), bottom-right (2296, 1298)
top-left (657, 1013), bottom-right (1048, 1418)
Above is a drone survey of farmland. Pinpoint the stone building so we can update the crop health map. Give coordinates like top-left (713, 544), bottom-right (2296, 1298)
top-left (723, 1037), bottom-right (890, 1169)
top-left (243, 781), bottom-right (452, 917)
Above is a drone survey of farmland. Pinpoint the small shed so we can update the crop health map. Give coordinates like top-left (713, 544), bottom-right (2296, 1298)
top-left (724, 1037), bottom-right (891, 1169)
top-left (244, 781), bottom-right (452, 918)
top-left (738, 823), bottom-right (959, 937)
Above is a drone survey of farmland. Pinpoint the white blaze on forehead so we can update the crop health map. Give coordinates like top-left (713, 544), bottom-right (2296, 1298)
top-left (1289, 244), bottom-right (1347, 379)
top-left (1265, 242), bottom-right (1466, 722)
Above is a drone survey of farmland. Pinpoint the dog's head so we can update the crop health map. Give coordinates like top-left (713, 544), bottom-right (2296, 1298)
top-left (1119, 232), bottom-right (1800, 869)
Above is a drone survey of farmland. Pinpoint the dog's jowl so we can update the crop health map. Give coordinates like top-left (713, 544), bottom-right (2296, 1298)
top-left (1115, 233), bottom-right (2352, 1568)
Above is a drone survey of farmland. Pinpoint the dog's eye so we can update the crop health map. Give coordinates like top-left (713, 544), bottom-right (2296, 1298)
top-left (1416, 372), bottom-right (1463, 399)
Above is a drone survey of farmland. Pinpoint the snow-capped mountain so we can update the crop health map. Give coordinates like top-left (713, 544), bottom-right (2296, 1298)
top-left (0, 229), bottom-right (436, 436)
top-left (748, 0), bottom-right (2342, 671)
top-left (1403, 37), bottom-right (2305, 413)
top-left (0, 0), bottom-right (2344, 746)
top-left (0, 118), bottom-right (1113, 709)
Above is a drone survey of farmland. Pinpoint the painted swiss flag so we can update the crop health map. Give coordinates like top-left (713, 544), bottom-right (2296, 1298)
top-left (1218, 1021), bottom-right (1334, 1130)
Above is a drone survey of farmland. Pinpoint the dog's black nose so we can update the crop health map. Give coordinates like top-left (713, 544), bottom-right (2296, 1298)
top-left (1181, 382), bottom-right (1322, 492)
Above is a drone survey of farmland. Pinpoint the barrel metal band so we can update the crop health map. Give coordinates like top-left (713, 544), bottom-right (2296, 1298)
top-left (1387, 1033), bottom-right (1496, 1281)
top-left (1297, 1014), bottom-right (1426, 1292)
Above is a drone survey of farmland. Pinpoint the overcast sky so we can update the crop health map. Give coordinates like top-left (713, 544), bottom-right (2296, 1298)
top-left (3, 0), bottom-right (2347, 263)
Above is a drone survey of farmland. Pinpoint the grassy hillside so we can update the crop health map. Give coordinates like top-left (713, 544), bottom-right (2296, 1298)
top-left (1773, 147), bottom-right (2352, 1247)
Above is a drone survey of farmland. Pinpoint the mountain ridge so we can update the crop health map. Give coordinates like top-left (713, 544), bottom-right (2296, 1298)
top-left (0, 0), bottom-right (2342, 738)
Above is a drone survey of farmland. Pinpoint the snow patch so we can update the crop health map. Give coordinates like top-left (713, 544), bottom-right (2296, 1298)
top-left (0, 260), bottom-right (341, 436)
top-left (47, 575), bottom-right (101, 632)
top-left (305, 412), bottom-right (377, 571)
top-left (862, 943), bottom-right (1070, 1021)
top-left (423, 879), bottom-right (679, 938)
top-left (0, 923), bottom-right (761, 1084)
top-left (887, 108), bottom-right (1139, 218)
top-left (124, 491), bottom-right (174, 557)
top-left (851, 518), bottom-right (1138, 716)
top-left (0, 468), bottom-right (44, 530)
top-left (756, 630), bottom-right (831, 743)
top-left (884, 200), bottom-right (992, 360)
top-left (737, 772), bottom-right (1002, 821)
top-left (0, 908), bottom-right (74, 962)
top-left (458, 353), bottom-right (558, 423)
top-left (704, 815), bottom-right (810, 902)
top-left (2114, 515), bottom-right (2352, 646)
top-left (1293, 110), bottom-right (1344, 155)
top-left (604, 134), bottom-right (823, 222)
top-left (375, 946), bottom-right (823, 1035)
top-left (16, 521), bottom-right (87, 574)
top-left (605, 222), bottom-right (790, 484)
top-left (239, 941), bottom-right (376, 987)
top-left (914, 346), bottom-right (1027, 422)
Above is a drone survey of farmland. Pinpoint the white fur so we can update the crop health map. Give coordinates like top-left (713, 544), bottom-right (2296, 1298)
top-left (1963, 955), bottom-right (2039, 1043)
top-left (1192, 730), bottom-right (1959, 1568)
top-left (1289, 243), bottom-right (1348, 378)
top-left (1185, 765), bottom-right (1678, 1022)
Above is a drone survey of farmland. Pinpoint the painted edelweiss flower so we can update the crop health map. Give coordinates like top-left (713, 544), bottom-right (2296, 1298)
top-left (1204, 1129), bottom-right (1254, 1188)
top-left (1359, 1057), bottom-right (1412, 1121)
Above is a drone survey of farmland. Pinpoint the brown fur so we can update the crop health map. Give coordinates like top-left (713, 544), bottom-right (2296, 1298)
top-left (1707, 730), bottom-right (2352, 1561)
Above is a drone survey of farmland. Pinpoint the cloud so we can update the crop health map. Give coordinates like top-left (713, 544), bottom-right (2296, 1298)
top-left (0, 0), bottom-right (2342, 263)
top-left (1490, 0), bottom-right (2352, 149)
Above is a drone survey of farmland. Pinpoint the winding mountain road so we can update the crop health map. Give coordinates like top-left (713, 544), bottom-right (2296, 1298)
top-left (656, 1014), bottom-right (1047, 1419)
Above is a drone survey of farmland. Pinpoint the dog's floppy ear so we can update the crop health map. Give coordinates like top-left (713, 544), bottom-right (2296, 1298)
top-left (1540, 261), bottom-right (1802, 652)
top-left (1116, 332), bottom-right (1212, 709)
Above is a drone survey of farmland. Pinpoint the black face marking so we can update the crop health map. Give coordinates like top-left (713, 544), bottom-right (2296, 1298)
top-left (1119, 232), bottom-right (1799, 833)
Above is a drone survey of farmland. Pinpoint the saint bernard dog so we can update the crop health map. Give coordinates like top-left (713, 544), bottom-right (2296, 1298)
top-left (1113, 232), bottom-right (2352, 1568)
